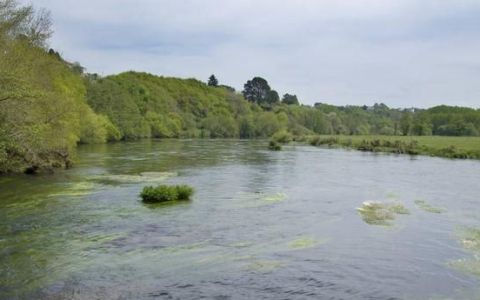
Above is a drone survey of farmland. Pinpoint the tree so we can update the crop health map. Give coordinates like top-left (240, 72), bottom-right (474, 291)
top-left (400, 111), bottom-right (413, 136)
top-left (282, 93), bottom-right (299, 105)
top-left (242, 77), bottom-right (272, 105)
top-left (265, 90), bottom-right (279, 105)
top-left (208, 74), bottom-right (218, 87)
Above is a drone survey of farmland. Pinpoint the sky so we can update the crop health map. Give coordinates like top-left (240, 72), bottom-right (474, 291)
top-left (28, 0), bottom-right (480, 108)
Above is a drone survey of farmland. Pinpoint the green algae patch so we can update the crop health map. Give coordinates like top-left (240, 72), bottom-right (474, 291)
top-left (262, 193), bottom-right (287, 203)
top-left (235, 191), bottom-right (288, 208)
top-left (415, 199), bottom-right (445, 214)
top-left (48, 181), bottom-right (97, 197)
top-left (90, 171), bottom-right (177, 184)
top-left (390, 203), bottom-right (410, 215)
top-left (288, 237), bottom-right (323, 250)
top-left (450, 228), bottom-right (480, 279)
top-left (451, 259), bottom-right (480, 278)
top-left (245, 260), bottom-right (283, 272)
top-left (357, 201), bottom-right (410, 226)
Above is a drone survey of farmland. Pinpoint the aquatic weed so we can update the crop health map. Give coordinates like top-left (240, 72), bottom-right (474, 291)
top-left (140, 185), bottom-right (194, 203)
top-left (415, 199), bottom-right (444, 214)
top-left (357, 201), bottom-right (409, 226)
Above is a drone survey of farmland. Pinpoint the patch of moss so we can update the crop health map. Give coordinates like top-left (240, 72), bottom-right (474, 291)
top-left (415, 199), bottom-right (444, 214)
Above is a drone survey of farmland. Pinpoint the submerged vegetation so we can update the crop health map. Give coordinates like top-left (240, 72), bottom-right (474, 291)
top-left (140, 184), bottom-right (194, 203)
top-left (288, 237), bottom-right (322, 250)
top-left (1, 0), bottom-right (480, 174)
top-left (357, 201), bottom-right (410, 226)
top-left (415, 199), bottom-right (445, 214)
top-left (451, 228), bottom-right (480, 278)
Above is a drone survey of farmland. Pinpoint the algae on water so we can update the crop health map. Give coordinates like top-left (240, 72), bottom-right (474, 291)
top-left (90, 172), bottom-right (177, 184)
top-left (48, 181), bottom-right (97, 197)
top-left (450, 228), bottom-right (480, 279)
top-left (262, 193), bottom-right (287, 203)
top-left (288, 237), bottom-right (322, 250)
top-left (415, 199), bottom-right (445, 214)
top-left (357, 201), bottom-right (410, 226)
top-left (235, 191), bottom-right (287, 208)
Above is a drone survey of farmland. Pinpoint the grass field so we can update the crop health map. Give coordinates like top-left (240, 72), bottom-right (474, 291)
top-left (305, 135), bottom-right (480, 159)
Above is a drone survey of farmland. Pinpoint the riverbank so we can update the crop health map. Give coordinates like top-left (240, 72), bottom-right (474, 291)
top-left (305, 135), bottom-right (480, 159)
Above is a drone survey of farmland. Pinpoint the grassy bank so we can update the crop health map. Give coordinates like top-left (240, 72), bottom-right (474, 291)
top-left (307, 135), bottom-right (480, 159)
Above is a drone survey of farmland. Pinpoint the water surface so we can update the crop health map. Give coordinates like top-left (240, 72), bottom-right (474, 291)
top-left (1, 140), bottom-right (479, 299)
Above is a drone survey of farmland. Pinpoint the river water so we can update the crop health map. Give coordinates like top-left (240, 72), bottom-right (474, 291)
top-left (1, 139), bottom-right (479, 299)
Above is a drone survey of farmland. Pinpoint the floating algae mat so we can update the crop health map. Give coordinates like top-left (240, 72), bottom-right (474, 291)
top-left (415, 199), bottom-right (445, 214)
top-left (288, 237), bottom-right (323, 250)
top-left (48, 181), bottom-right (98, 197)
top-left (357, 201), bottom-right (410, 226)
top-left (90, 171), bottom-right (177, 184)
top-left (235, 191), bottom-right (287, 208)
top-left (450, 228), bottom-right (480, 278)
top-left (262, 193), bottom-right (287, 203)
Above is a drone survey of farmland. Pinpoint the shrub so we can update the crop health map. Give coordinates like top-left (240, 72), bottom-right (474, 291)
top-left (176, 185), bottom-right (195, 200)
top-left (271, 130), bottom-right (292, 144)
top-left (140, 184), bottom-right (194, 203)
top-left (268, 140), bottom-right (282, 151)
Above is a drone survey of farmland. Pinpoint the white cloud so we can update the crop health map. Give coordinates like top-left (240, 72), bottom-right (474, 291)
top-left (28, 0), bottom-right (480, 107)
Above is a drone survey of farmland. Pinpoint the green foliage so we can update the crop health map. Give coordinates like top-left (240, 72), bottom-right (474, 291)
top-left (140, 184), bottom-right (194, 203)
top-left (242, 77), bottom-right (277, 108)
top-left (282, 93), bottom-right (299, 105)
top-left (309, 135), bottom-right (480, 159)
top-left (271, 130), bottom-right (292, 144)
top-left (2, 0), bottom-right (480, 174)
top-left (268, 140), bottom-right (282, 151)
top-left (207, 74), bottom-right (218, 87)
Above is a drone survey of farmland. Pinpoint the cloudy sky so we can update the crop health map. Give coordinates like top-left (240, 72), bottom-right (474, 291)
top-left (30, 0), bottom-right (480, 108)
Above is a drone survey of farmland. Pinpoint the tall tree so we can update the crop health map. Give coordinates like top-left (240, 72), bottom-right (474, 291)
top-left (208, 74), bottom-right (218, 87)
top-left (242, 77), bottom-right (271, 105)
top-left (282, 93), bottom-right (299, 105)
top-left (265, 90), bottom-right (279, 105)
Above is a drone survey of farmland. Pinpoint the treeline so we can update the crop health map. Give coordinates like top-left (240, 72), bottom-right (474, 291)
top-left (1, 0), bottom-right (479, 173)
top-left (87, 73), bottom-right (480, 140)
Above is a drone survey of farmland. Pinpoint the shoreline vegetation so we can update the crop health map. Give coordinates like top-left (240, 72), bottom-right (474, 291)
top-left (303, 135), bottom-right (480, 159)
top-left (1, 1), bottom-right (480, 174)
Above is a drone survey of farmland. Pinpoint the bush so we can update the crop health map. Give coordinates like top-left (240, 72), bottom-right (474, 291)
top-left (140, 184), bottom-right (194, 203)
top-left (268, 140), bottom-right (282, 151)
top-left (271, 130), bottom-right (292, 144)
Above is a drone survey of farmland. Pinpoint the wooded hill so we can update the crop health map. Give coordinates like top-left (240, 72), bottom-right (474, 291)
top-left (1, 0), bottom-right (479, 173)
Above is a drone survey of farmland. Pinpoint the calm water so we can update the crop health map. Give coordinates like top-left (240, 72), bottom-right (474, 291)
top-left (1, 140), bottom-right (480, 299)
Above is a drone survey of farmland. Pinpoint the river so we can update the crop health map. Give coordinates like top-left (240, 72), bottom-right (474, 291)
top-left (1, 139), bottom-right (479, 299)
